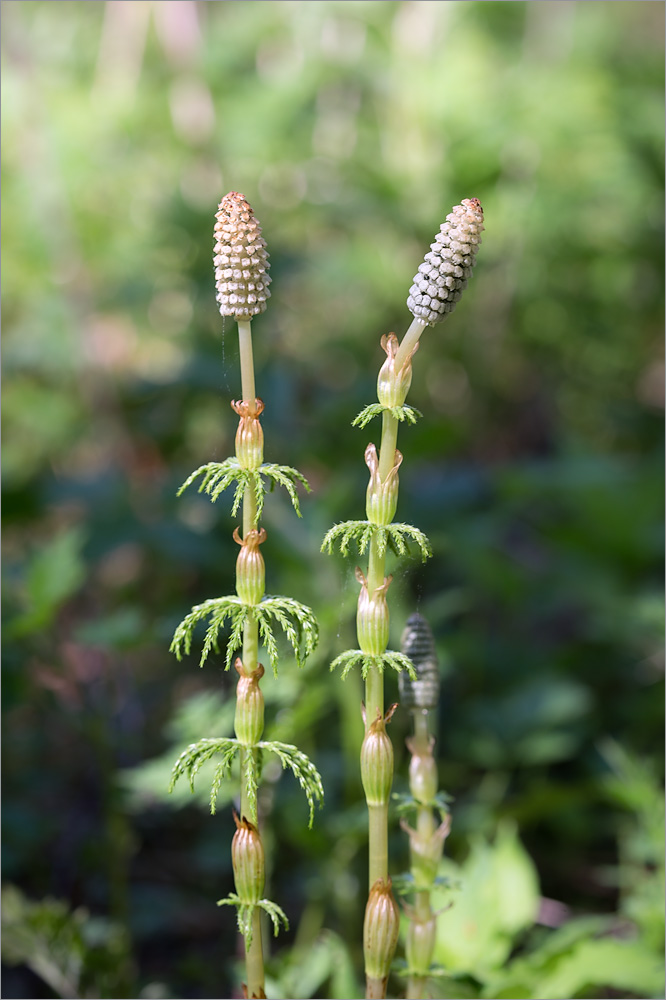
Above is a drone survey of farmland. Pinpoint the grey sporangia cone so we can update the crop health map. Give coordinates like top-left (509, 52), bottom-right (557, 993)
top-left (214, 191), bottom-right (272, 320)
top-left (407, 198), bottom-right (484, 325)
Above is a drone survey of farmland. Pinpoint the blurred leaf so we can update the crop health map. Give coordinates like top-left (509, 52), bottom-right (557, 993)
top-left (1, 884), bottom-right (84, 998)
top-left (8, 526), bottom-right (86, 636)
top-left (266, 929), bottom-right (361, 1000)
top-left (456, 677), bottom-right (592, 768)
top-left (537, 937), bottom-right (664, 999)
top-left (75, 607), bottom-right (145, 650)
top-left (121, 690), bottom-right (236, 811)
top-left (431, 823), bottom-right (540, 977)
top-left (493, 820), bottom-right (541, 936)
top-left (484, 922), bottom-right (665, 1000)
top-left (1, 884), bottom-right (130, 1000)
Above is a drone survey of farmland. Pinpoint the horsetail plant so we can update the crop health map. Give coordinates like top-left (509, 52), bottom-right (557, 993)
top-left (397, 613), bottom-right (451, 1000)
top-left (322, 198), bottom-right (484, 999)
top-left (169, 192), bottom-right (323, 1000)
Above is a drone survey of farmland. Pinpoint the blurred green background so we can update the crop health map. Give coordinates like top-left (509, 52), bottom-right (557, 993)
top-left (2, 2), bottom-right (664, 998)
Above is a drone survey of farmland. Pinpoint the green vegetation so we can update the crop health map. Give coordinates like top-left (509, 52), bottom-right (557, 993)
top-left (2, 2), bottom-right (663, 998)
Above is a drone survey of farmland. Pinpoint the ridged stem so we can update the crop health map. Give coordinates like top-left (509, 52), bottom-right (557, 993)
top-left (393, 317), bottom-right (427, 373)
top-left (238, 319), bottom-right (257, 412)
top-left (245, 911), bottom-right (264, 1000)
top-left (361, 320), bottom-right (428, 999)
top-left (412, 708), bottom-right (430, 754)
top-left (406, 708), bottom-right (439, 1000)
top-left (406, 974), bottom-right (429, 1000)
top-left (236, 317), bottom-right (264, 998)
top-left (368, 803), bottom-right (389, 887)
top-left (377, 412), bottom-right (399, 482)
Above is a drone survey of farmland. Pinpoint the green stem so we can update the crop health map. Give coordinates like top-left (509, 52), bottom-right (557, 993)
top-left (245, 910), bottom-right (264, 1000)
top-left (365, 660), bottom-right (384, 725)
top-left (393, 316), bottom-right (427, 372)
top-left (238, 319), bottom-right (256, 409)
top-left (361, 316), bottom-right (429, 996)
top-left (368, 803), bottom-right (389, 887)
top-left (406, 974), bottom-right (429, 1000)
top-left (243, 484), bottom-right (258, 537)
top-left (406, 707), bottom-right (437, 999)
top-left (413, 708), bottom-right (430, 754)
top-left (363, 320), bottom-right (426, 891)
top-left (237, 317), bottom-right (265, 996)
top-left (377, 411), bottom-right (399, 482)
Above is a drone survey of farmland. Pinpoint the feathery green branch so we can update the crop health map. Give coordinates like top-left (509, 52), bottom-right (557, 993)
top-left (169, 736), bottom-right (323, 825)
top-left (352, 403), bottom-right (422, 429)
top-left (170, 595), bottom-right (318, 674)
top-left (217, 894), bottom-right (289, 947)
top-left (330, 649), bottom-right (417, 681)
top-left (322, 521), bottom-right (432, 561)
top-left (177, 459), bottom-right (310, 518)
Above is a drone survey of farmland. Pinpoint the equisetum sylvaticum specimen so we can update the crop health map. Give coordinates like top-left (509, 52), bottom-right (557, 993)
top-left (322, 198), bottom-right (484, 999)
top-left (397, 613), bottom-right (451, 1000)
top-left (169, 192), bottom-right (323, 1000)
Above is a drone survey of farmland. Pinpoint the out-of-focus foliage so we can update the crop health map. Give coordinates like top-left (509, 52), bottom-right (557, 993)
top-left (1, 885), bottom-right (132, 1000)
top-left (2, 1), bottom-right (663, 998)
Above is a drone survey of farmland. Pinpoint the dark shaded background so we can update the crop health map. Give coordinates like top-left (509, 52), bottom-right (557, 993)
top-left (2, 2), bottom-right (664, 998)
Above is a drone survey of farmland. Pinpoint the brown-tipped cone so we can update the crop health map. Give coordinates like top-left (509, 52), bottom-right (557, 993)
top-left (407, 198), bottom-right (484, 325)
top-left (356, 568), bottom-right (392, 656)
top-left (407, 737), bottom-right (438, 804)
top-left (376, 332), bottom-right (417, 409)
top-left (363, 878), bottom-right (400, 983)
top-left (234, 527), bottom-right (267, 606)
top-left (401, 813), bottom-right (451, 888)
top-left (214, 192), bottom-right (271, 320)
top-left (361, 710), bottom-right (394, 807)
top-left (232, 398), bottom-right (265, 469)
top-left (234, 659), bottom-right (265, 746)
top-left (231, 813), bottom-right (265, 904)
top-left (406, 913), bottom-right (437, 976)
top-left (365, 443), bottom-right (402, 527)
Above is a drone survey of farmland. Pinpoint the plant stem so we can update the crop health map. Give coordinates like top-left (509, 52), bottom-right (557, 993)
top-left (377, 411), bottom-right (399, 482)
top-left (406, 703), bottom-right (440, 1000)
top-left (245, 911), bottom-right (265, 1000)
top-left (237, 317), bottom-right (265, 996)
top-left (368, 803), bottom-right (389, 887)
top-left (238, 317), bottom-right (260, 683)
top-left (406, 974), bottom-right (429, 1000)
top-left (365, 319), bottom-right (428, 891)
top-left (238, 319), bottom-right (256, 411)
top-left (366, 976), bottom-right (390, 1000)
top-left (393, 316), bottom-right (427, 372)
top-left (361, 317), bottom-right (431, 998)
top-left (412, 708), bottom-right (430, 753)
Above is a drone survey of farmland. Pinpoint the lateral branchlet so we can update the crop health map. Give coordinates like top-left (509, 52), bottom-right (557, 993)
top-left (169, 736), bottom-right (323, 825)
top-left (217, 894), bottom-right (289, 948)
top-left (177, 460), bottom-right (310, 519)
top-left (330, 649), bottom-right (417, 681)
top-left (170, 594), bottom-right (318, 674)
top-left (321, 520), bottom-right (431, 561)
top-left (352, 402), bottom-right (422, 429)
